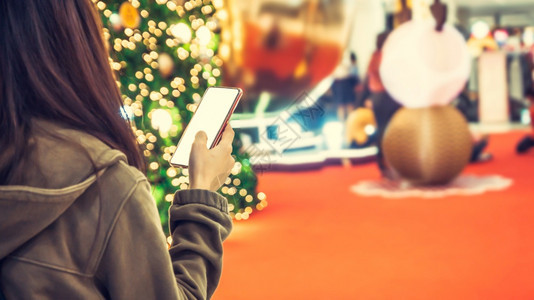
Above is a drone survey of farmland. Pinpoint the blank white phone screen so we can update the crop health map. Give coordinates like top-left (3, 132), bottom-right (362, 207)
top-left (170, 87), bottom-right (240, 167)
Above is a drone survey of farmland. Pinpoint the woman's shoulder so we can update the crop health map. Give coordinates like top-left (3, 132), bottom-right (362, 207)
top-left (22, 119), bottom-right (139, 190)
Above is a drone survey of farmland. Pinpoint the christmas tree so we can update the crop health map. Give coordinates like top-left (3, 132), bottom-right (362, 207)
top-left (93, 0), bottom-right (267, 234)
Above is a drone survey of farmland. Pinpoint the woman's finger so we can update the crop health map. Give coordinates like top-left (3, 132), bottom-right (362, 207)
top-left (219, 125), bottom-right (235, 146)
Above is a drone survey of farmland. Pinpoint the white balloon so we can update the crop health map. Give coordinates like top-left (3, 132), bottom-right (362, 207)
top-left (379, 20), bottom-right (471, 108)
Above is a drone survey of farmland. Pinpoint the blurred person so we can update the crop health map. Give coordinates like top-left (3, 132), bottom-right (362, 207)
top-left (362, 31), bottom-right (402, 178)
top-left (516, 94), bottom-right (534, 154)
top-left (470, 133), bottom-right (492, 163)
top-left (0, 1), bottom-right (234, 299)
top-left (349, 52), bottom-right (360, 84)
top-left (518, 42), bottom-right (534, 153)
top-left (515, 37), bottom-right (534, 153)
top-left (394, 0), bottom-right (412, 28)
top-left (332, 52), bottom-right (360, 124)
top-left (505, 28), bottom-right (522, 52)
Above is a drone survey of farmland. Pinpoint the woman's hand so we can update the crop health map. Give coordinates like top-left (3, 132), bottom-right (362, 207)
top-left (188, 126), bottom-right (236, 191)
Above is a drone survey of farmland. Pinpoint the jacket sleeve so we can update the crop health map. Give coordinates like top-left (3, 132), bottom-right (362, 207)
top-left (95, 179), bottom-right (232, 300)
top-left (169, 189), bottom-right (233, 299)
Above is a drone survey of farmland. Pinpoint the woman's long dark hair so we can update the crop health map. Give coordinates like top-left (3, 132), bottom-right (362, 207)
top-left (0, 0), bottom-right (145, 184)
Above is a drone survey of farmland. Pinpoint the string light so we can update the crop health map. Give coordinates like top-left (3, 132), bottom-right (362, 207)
top-left (171, 23), bottom-right (192, 43)
top-left (110, 13), bottom-right (121, 25)
top-left (150, 109), bottom-right (173, 133)
top-left (167, 1), bottom-right (177, 11)
top-left (196, 25), bottom-right (212, 45)
top-left (96, 1), bottom-right (106, 10)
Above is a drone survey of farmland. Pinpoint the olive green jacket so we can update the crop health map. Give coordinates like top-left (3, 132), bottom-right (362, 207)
top-left (0, 120), bottom-right (232, 299)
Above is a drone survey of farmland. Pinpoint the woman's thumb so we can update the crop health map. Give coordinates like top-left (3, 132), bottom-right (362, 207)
top-left (193, 131), bottom-right (208, 147)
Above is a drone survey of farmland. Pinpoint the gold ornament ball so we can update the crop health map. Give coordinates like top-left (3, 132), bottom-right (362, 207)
top-left (383, 106), bottom-right (472, 185)
top-left (158, 53), bottom-right (175, 78)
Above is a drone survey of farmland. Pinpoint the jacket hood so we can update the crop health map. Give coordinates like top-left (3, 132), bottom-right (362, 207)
top-left (0, 120), bottom-right (128, 259)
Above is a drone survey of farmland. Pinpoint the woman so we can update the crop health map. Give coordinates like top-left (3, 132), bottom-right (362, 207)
top-left (0, 0), bottom-right (234, 299)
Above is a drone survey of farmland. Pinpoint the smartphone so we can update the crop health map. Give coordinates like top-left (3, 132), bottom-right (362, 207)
top-left (169, 86), bottom-right (243, 168)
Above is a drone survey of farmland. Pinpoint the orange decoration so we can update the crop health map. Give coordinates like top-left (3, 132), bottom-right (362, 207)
top-left (119, 2), bottom-right (140, 29)
top-left (346, 108), bottom-right (376, 145)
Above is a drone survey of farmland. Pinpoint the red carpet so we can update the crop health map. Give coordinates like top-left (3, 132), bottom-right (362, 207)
top-left (214, 130), bottom-right (534, 300)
